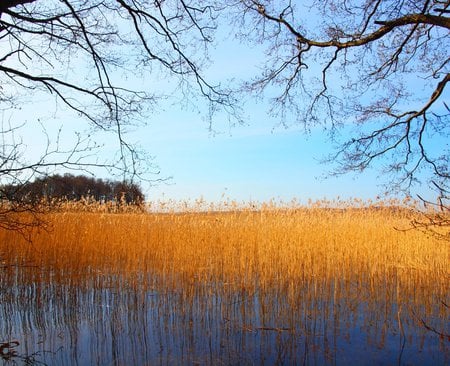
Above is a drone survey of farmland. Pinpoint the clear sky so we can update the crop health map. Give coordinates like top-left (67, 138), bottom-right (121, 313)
top-left (138, 101), bottom-right (389, 203)
top-left (3, 2), bottom-right (444, 205)
top-left (123, 27), bottom-right (409, 203)
top-left (10, 96), bottom-right (391, 203)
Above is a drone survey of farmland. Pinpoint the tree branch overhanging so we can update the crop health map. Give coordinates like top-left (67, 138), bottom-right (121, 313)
top-left (0, 0), bottom-right (37, 15)
top-left (0, 0), bottom-right (239, 231)
top-left (236, 1), bottom-right (450, 234)
top-left (0, 0), bottom-right (238, 179)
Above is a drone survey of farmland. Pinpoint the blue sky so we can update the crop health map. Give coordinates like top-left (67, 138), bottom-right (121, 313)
top-left (5, 27), bottom-right (425, 205)
top-left (137, 102), bottom-right (389, 203)
top-left (125, 29), bottom-right (398, 203)
top-left (10, 100), bottom-right (389, 203)
top-left (132, 13), bottom-right (447, 204)
top-left (3, 2), bottom-right (445, 204)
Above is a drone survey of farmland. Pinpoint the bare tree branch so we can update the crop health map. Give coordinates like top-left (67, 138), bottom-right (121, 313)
top-left (232, 0), bottom-right (450, 234)
top-left (0, 0), bottom-right (237, 231)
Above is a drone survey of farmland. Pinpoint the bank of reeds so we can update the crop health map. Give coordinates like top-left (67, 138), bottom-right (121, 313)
top-left (0, 199), bottom-right (448, 331)
top-left (0, 199), bottom-right (447, 284)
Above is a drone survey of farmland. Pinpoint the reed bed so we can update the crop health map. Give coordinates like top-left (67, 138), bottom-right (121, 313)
top-left (1, 199), bottom-right (448, 299)
top-left (0, 199), bottom-right (448, 364)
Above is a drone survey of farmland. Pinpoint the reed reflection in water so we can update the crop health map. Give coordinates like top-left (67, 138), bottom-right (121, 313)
top-left (1, 268), bottom-right (448, 364)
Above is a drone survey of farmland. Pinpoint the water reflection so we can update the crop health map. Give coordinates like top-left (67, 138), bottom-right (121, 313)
top-left (0, 267), bottom-right (448, 365)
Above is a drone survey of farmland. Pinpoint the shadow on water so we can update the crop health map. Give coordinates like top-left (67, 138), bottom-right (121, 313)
top-left (0, 267), bottom-right (448, 365)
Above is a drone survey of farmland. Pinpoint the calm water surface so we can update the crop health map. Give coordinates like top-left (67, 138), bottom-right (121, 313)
top-left (0, 267), bottom-right (448, 365)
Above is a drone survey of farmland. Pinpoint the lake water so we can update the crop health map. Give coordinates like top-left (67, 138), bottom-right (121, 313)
top-left (0, 268), bottom-right (448, 365)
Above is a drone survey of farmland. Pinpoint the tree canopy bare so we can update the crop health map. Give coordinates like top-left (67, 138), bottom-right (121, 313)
top-left (0, 0), bottom-right (236, 232)
top-left (233, 0), bottom-right (449, 206)
top-left (0, 0), bottom-right (234, 182)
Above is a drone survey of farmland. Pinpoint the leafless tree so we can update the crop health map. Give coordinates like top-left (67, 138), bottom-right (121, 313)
top-left (0, 0), bottom-right (235, 168)
top-left (231, 0), bottom-right (449, 232)
top-left (0, 0), bottom-right (237, 231)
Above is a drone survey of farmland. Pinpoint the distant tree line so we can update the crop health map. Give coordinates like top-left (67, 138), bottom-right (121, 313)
top-left (0, 174), bottom-right (145, 205)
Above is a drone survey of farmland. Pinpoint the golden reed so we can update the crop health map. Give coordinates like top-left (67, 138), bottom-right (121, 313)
top-left (0, 198), bottom-right (448, 332)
